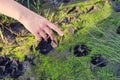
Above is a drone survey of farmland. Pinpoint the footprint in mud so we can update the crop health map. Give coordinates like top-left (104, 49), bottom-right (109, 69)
top-left (73, 44), bottom-right (90, 57)
top-left (0, 56), bottom-right (26, 79)
top-left (91, 54), bottom-right (108, 67)
top-left (36, 38), bottom-right (54, 55)
top-left (116, 26), bottom-right (120, 34)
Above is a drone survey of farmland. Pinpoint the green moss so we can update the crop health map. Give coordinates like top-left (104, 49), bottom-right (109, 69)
top-left (1, 0), bottom-right (120, 80)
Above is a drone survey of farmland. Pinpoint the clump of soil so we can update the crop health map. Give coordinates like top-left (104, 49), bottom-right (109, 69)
top-left (73, 44), bottom-right (90, 57)
top-left (0, 56), bottom-right (25, 79)
top-left (36, 38), bottom-right (54, 55)
top-left (91, 54), bottom-right (108, 67)
top-left (116, 26), bottom-right (120, 34)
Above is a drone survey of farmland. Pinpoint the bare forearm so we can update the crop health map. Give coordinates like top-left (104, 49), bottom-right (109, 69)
top-left (0, 0), bottom-right (32, 23)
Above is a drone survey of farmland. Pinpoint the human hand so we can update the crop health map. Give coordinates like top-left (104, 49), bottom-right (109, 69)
top-left (19, 11), bottom-right (63, 41)
top-left (0, 0), bottom-right (63, 41)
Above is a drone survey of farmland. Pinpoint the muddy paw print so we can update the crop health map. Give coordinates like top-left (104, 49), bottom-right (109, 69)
top-left (91, 54), bottom-right (108, 67)
top-left (73, 44), bottom-right (90, 57)
top-left (36, 38), bottom-right (54, 55)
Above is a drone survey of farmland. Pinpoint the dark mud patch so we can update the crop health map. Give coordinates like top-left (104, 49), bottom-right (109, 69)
top-left (73, 44), bottom-right (90, 57)
top-left (36, 38), bottom-right (54, 55)
top-left (0, 56), bottom-right (26, 79)
top-left (91, 54), bottom-right (108, 67)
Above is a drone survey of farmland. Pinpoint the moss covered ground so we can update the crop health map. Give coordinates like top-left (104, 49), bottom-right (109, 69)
top-left (1, 0), bottom-right (120, 80)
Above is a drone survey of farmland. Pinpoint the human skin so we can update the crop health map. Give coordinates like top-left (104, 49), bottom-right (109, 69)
top-left (0, 0), bottom-right (63, 41)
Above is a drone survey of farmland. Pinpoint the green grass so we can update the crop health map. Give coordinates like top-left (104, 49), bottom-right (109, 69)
top-left (1, 0), bottom-right (120, 80)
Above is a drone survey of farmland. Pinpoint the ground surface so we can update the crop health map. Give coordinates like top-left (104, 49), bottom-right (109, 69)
top-left (0, 0), bottom-right (120, 80)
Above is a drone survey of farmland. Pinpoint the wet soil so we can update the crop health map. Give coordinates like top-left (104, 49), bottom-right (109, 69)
top-left (0, 56), bottom-right (25, 79)
top-left (36, 38), bottom-right (54, 55)
top-left (73, 44), bottom-right (90, 57)
top-left (91, 54), bottom-right (108, 67)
